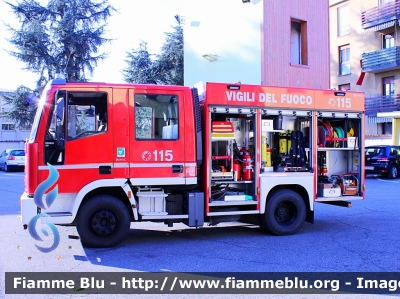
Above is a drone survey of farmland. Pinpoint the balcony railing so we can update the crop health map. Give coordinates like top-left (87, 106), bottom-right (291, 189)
top-left (361, 47), bottom-right (400, 73)
top-left (365, 95), bottom-right (400, 115)
top-left (361, 0), bottom-right (400, 29)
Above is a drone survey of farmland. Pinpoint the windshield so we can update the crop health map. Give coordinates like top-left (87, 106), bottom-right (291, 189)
top-left (28, 82), bottom-right (52, 143)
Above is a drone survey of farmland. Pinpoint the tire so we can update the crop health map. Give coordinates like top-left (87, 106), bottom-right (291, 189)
top-left (76, 195), bottom-right (130, 248)
top-left (261, 189), bottom-right (306, 235)
top-left (387, 165), bottom-right (398, 179)
top-left (4, 163), bottom-right (9, 172)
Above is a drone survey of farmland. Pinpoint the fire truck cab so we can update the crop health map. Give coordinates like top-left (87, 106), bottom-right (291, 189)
top-left (21, 79), bottom-right (365, 247)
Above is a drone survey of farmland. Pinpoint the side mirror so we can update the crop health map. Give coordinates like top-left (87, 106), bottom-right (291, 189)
top-left (56, 97), bottom-right (64, 122)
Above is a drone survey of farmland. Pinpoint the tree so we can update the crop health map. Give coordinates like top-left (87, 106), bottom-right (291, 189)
top-left (153, 15), bottom-right (183, 85)
top-left (5, 0), bottom-right (115, 89)
top-left (122, 41), bottom-right (157, 84)
top-left (122, 16), bottom-right (183, 85)
top-left (1, 86), bottom-right (39, 130)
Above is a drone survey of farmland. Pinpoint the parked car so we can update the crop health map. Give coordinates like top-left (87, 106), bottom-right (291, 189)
top-left (0, 149), bottom-right (25, 172)
top-left (365, 145), bottom-right (400, 179)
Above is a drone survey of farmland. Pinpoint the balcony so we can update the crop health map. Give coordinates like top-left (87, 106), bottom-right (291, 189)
top-left (361, 47), bottom-right (400, 73)
top-left (361, 0), bottom-right (400, 30)
top-left (365, 95), bottom-right (400, 116)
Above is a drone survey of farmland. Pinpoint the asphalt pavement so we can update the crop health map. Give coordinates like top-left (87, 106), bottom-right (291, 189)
top-left (0, 171), bottom-right (399, 298)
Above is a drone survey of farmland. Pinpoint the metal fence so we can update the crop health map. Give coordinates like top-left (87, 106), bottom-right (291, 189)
top-left (365, 94), bottom-right (400, 115)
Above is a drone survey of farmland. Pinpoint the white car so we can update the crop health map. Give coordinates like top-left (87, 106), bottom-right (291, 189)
top-left (0, 149), bottom-right (25, 172)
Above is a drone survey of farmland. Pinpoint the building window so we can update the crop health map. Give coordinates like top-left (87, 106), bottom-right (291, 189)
top-left (2, 123), bottom-right (15, 130)
top-left (339, 45), bottom-right (350, 75)
top-left (339, 83), bottom-right (350, 91)
top-left (290, 19), bottom-right (308, 66)
top-left (338, 5), bottom-right (349, 36)
top-left (383, 33), bottom-right (394, 49)
top-left (382, 76), bottom-right (394, 96)
top-left (380, 0), bottom-right (394, 5)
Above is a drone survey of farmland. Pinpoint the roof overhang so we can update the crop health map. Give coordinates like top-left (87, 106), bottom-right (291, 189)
top-left (377, 111), bottom-right (400, 118)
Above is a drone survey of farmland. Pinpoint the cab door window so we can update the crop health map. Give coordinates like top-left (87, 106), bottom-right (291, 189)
top-left (134, 93), bottom-right (179, 140)
top-left (66, 92), bottom-right (108, 140)
top-left (45, 90), bottom-right (108, 165)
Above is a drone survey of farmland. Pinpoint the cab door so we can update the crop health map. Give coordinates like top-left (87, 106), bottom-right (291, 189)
top-left (42, 87), bottom-right (114, 194)
top-left (128, 88), bottom-right (186, 185)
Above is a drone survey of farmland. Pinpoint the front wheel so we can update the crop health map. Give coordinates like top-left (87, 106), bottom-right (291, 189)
top-left (76, 195), bottom-right (130, 248)
top-left (387, 165), bottom-right (398, 179)
top-left (260, 189), bottom-right (306, 235)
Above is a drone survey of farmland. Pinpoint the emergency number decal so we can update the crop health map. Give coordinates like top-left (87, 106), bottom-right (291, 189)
top-left (141, 150), bottom-right (174, 161)
top-left (117, 147), bottom-right (126, 158)
top-left (328, 97), bottom-right (352, 108)
top-left (141, 151), bottom-right (152, 161)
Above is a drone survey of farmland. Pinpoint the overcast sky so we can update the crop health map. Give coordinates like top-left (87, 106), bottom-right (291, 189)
top-left (0, 0), bottom-right (183, 90)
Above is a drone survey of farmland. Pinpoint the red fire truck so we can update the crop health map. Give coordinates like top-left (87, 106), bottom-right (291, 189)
top-left (20, 79), bottom-right (365, 247)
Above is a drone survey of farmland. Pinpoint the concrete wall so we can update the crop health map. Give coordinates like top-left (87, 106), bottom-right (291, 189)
top-left (0, 130), bottom-right (29, 152)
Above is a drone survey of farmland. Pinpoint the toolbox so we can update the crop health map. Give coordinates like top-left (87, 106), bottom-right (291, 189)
top-left (137, 187), bottom-right (168, 215)
top-left (338, 174), bottom-right (359, 196)
top-left (317, 183), bottom-right (341, 197)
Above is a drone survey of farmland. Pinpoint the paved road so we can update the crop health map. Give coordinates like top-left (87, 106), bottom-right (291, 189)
top-left (0, 171), bottom-right (399, 298)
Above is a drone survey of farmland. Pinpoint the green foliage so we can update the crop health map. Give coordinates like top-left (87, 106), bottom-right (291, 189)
top-left (122, 41), bottom-right (157, 84)
top-left (122, 16), bottom-right (183, 85)
top-left (1, 86), bottom-right (39, 129)
top-left (4, 0), bottom-right (115, 89)
top-left (153, 16), bottom-right (183, 85)
top-left (75, 110), bottom-right (91, 134)
top-left (135, 106), bottom-right (153, 139)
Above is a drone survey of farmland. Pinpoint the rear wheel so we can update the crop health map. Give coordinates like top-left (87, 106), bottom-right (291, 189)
top-left (261, 189), bottom-right (306, 235)
top-left (4, 163), bottom-right (9, 172)
top-left (76, 195), bottom-right (130, 248)
top-left (387, 165), bottom-right (398, 179)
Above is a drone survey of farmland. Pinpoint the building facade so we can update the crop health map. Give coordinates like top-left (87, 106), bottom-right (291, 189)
top-left (330, 0), bottom-right (400, 145)
top-left (0, 90), bottom-right (30, 152)
top-left (262, 0), bottom-right (330, 89)
top-left (184, 0), bottom-right (330, 90)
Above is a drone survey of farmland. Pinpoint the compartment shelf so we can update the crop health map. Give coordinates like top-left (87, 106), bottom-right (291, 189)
top-left (315, 196), bottom-right (363, 202)
top-left (209, 200), bottom-right (257, 206)
top-left (207, 210), bottom-right (259, 216)
top-left (318, 147), bottom-right (360, 151)
top-left (211, 180), bottom-right (253, 185)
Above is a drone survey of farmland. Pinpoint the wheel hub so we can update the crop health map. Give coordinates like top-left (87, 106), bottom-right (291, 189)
top-left (91, 210), bottom-right (117, 236)
top-left (275, 202), bottom-right (296, 224)
top-left (277, 207), bottom-right (287, 217)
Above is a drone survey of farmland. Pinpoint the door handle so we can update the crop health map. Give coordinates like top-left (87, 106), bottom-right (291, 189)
top-left (172, 165), bottom-right (183, 173)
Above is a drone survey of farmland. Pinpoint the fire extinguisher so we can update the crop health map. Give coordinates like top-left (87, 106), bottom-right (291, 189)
top-left (239, 142), bottom-right (247, 157)
top-left (242, 150), bottom-right (253, 181)
top-left (233, 159), bottom-right (241, 181)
